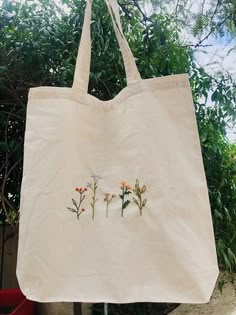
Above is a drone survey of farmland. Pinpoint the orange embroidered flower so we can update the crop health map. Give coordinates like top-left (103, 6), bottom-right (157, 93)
top-left (119, 181), bottom-right (132, 217)
top-left (125, 184), bottom-right (132, 190)
top-left (120, 181), bottom-right (132, 190)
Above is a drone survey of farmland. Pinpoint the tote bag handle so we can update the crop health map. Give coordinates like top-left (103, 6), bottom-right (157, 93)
top-left (72, 0), bottom-right (141, 93)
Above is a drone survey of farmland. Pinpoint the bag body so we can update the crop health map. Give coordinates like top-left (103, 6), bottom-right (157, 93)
top-left (17, 0), bottom-right (219, 303)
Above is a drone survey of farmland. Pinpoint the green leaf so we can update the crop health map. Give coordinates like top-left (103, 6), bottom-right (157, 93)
top-left (67, 207), bottom-right (76, 213)
top-left (218, 280), bottom-right (225, 294)
top-left (211, 90), bottom-right (219, 102)
top-left (125, 191), bottom-right (132, 195)
top-left (123, 200), bottom-right (130, 209)
top-left (72, 198), bottom-right (77, 207)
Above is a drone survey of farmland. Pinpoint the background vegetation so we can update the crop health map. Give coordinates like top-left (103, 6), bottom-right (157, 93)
top-left (0, 0), bottom-right (236, 312)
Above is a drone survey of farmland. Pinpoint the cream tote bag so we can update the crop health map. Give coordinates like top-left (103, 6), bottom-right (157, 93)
top-left (17, 0), bottom-right (219, 303)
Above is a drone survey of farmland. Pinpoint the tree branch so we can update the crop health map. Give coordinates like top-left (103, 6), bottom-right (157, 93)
top-left (174, 0), bottom-right (180, 17)
top-left (132, 0), bottom-right (152, 23)
top-left (194, 13), bottom-right (233, 47)
top-left (183, 44), bottom-right (213, 48)
top-left (117, 1), bottom-right (132, 20)
top-left (1, 158), bottom-right (21, 232)
top-left (201, 0), bottom-right (206, 15)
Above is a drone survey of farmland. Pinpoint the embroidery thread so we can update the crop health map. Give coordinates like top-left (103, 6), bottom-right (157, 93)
top-left (119, 180), bottom-right (132, 217)
top-left (87, 174), bottom-right (102, 220)
top-left (67, 187), bottom-right (87, 220)
top-left (67, 177), bottom-right (147, 220)
top-left (104, 193), bottom-right (116, 218)
top-left (133, 179), bottom-right (147, 216)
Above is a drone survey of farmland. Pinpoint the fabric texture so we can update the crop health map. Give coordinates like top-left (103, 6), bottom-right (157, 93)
top-left (17, 0), bottom-right (219, 303)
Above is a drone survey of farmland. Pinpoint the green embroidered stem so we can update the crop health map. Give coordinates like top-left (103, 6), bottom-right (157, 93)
top-left (67, 187), bottom-right (87, 220)
top-left (91, 181), bottom-right (96, 220)
top-left (76, 194), bottom-right (83, 219)
top-left (119, 181), bottom-right (132, 217)
top-left (106, 202), bottom-right (109, 218)
top-left (104, 193), bottom-right (116, 218)
top-left (133, 179), bottom-right (147, 216)
top-left (88, 175), bottom-right (102, 220)
top-left (139, 194), bottom-right (143, 216)
top-left (121, 191), bottom-right (125, 217)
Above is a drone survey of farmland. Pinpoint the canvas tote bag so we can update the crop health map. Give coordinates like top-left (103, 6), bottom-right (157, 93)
top-left (17, 0), bottom-right (219, 303)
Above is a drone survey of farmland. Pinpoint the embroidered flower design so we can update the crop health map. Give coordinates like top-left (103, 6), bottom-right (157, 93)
top-left (68, 176), bottom-right (147, 221)
top-left (104, 193), bottom-right (116, 218)
top-left (67, 187), bottom-right (87, 220)
top-left (87, 174), bottom-right (102, 220)
top-left (133, 179), bottom-right (147, 215)
top-left (119, 180), bottom-right (132, 217)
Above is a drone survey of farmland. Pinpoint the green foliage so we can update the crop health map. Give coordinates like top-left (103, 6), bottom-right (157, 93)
top-left (155, 0), bottom-right (236, 40)
top-left (190, 65), bottom-right (236, 271)
top-left (203, 135), bottom-right (236, 271)
top-left (192, 14), bottom-right (211, 38)
top-left (0, 0), bottom-right (236, 274)
top-left (190, 66), bottom-right (236, 136)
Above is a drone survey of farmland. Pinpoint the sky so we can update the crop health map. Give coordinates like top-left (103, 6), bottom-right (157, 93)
top-left (184, 32), bottom-right (236, 143)
top-left (144, 0), bottom-right (236, 142)
top-left (194, 36), bottom-right (236, 142)
top-left (195, 37), bottom-right (236, 77)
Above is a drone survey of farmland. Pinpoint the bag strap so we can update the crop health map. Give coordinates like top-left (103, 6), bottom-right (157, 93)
top-left (72, 0), bottom-right (141, 93)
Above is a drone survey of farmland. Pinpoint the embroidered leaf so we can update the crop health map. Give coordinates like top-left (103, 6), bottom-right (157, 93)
top-left (125, 190), bottom-right (132, 195)
top-left (133, 197), bottom-right (139, 205)
top-left (67, 207), bottom-right (76, 213)
top-left (142, 199), bottom-right (147, 207)
top-left (72, 198), bottom-right (77, 207)
top-left (141, 185), bottom-right (146, 193)
top-left (123, 200), bottom-right (130, 209)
